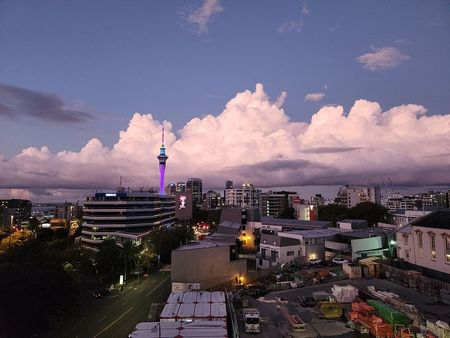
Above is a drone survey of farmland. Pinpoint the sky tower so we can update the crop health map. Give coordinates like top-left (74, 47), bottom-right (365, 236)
top-left (157, 127), bottom-right (168, 195)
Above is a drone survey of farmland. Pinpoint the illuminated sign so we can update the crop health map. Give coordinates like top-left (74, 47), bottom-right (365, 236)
top-left (179, 195), bottom-right (187, 209)
top-left (106, 193), bottom-right (117, 197)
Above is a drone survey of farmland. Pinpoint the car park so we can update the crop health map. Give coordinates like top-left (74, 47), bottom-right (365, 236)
top-left (332, 257), bottom-right (349, 265)
top-left (309, 258), bottom-right (322, 265)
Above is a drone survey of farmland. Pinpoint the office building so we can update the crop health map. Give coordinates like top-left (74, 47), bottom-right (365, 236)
top-left (166, 183), bottom-right (176, 196)
top-left (204, 190), bottom-right (221, 210)
top-left (260, 191), bottom-right (298, 217)
top-left (224, 182), bottom-right (261, 208)
top-left (55, 202), bottom-right (83, 225)
top-left (0, 199), bottom-right (32, 227)
top-left (336, 185), bottom-right (381, 208)
top-left (176, 182), bottom-right (186, 192)
top-left (81, 189), bottom-right (175, 251)
top-left (186, 178), bottom-right (203, 206)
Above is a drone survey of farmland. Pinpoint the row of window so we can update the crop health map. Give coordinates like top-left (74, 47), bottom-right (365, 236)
top-left (404, 232), bottom-right (450, 263)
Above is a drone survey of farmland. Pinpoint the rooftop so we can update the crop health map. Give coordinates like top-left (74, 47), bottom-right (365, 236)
top-left (260, 233), bottom-right (300, 247)
top-left (340, 227), bottom-right (394, 239)
top-left (411, 210), bottom-right (450, 230)
top-left (279, 228), bottom-right (343, 239)
top-left (174, 241), bottom-right (229, 251)
top-left (261, 216), bottom-right (331, 229)
top-left (338, 219), bottom-right (368, 224)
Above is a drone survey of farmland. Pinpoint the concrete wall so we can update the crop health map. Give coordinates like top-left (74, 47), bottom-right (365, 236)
top-left (257, 243), bottom-right (300, 269)
top-left (171, 245), bottom-right (247, 289)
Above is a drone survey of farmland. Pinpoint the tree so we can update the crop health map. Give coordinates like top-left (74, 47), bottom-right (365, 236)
top-left (95, 238), bottom-right (122, 284)
top-left (0, 241), bottom-right (80, 337)
top-left (277, 207), bottom-right (296, 219)
top-left (28, 217), bottom-right (40, 239)
top-left (347, 201), bottom-right (391, 227)
top-left (122, 240), bottom-right (139, 282)
top-left (318, 204), bottom-right (349, 226)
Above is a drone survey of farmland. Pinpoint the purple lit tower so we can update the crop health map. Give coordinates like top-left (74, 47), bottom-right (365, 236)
top-left (157, 127), bottom-right (168, 195)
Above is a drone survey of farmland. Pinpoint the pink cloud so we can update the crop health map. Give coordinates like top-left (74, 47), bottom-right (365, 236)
top-left (0, 84), bottom-right (449, 198)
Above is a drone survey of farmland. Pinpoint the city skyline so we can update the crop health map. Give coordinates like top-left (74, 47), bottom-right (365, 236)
top-left (1, 0), bottom-right (450, 201)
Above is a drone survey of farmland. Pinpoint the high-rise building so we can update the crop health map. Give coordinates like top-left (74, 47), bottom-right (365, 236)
top-left (0, 199), bottom-right (32, 227)
top-left (81, 189), bottom-right (175, 251)
top-left (260, 191), bottom-right (299, 217)
top-left (310, 194), bottom-right (325, 207)
top-left (186, 178), bottom-right (203, 206)
top-left (55, 201), bottom-right (83, 224)
top-left (166, 183), bottom-right (176, 196)
top-left (157, 128), bottom-right (168, 195)
top-left (204, 190), bottom-right (221, 210)
top-left (225, 180), bottom-right (233, 190)
top-left (176, 182), bottom-right (186, 192)
top-left (225, 182), bottom-right (261, 208)
top-left (336, 185), bottom-right (381, 208)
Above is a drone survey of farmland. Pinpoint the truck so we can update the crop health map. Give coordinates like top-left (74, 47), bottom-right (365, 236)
top-left (243, 308), bottom-right (261, 333)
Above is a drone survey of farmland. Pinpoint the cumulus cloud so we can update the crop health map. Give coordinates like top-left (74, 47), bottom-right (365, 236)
top-left (357, 46), bottom-right (410, 71)
top-left (278, 19), bottom-right (304, 33)
top-left (181, 0), bottom-right (223, 33)
top-left (304, 92), bottom-right (325, 102)
top-left (0, 83), bottom-right (450, 201)
top-left (0, 83), bottom-right (94, 123)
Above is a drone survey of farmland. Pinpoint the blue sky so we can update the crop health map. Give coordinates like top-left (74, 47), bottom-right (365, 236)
top-left (1, 0), bottom-right (450, 201)
top-left (1, 0), bottom-right (449, 157)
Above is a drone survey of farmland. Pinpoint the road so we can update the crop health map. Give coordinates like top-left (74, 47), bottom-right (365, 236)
top-left (47, 271), bottom-right (171, 338)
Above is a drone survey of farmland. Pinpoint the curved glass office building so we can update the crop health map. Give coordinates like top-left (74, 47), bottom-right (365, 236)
top-left (81, 189), bottom-right (175, 251)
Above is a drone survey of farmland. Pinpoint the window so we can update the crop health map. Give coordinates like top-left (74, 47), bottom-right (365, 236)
top-left (404, 234), bottom-right (408, 245)
top-left (416, 231), bottom-right (423, 257)
top-left (304, 239), bottom-right (309, 245)
top-left (271, 250), bottom-right (278, 260)
top-left (405, 250), bottom-right (409, 259)
top-left (446, 237), bottom-right (450, 263)
top-left (261, 248), bottom-right (266, 259)
top-left (287, 251), bottom-right (294, 256)
top-left (430, 234), bottom-right (436, 260)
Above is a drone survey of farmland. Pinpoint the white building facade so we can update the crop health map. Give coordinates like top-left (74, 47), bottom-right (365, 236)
top-left (225, 183), bottom-right (261, 208)
top-left (396, 210), bottom-right (450, 280)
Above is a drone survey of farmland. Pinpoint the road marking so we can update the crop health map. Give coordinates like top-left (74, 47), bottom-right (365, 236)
top-left (93, 306), bottom-right (134, 338)
top-left (98, 315), bottom-right (106, 323)
top-left (146, 275), bottom-right (171, 297)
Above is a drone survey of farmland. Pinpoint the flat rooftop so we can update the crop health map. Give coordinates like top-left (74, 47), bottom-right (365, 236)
top-left (261, 216), bottom-right (332, 228)
top-left (174, 240), bottom-right (229, 251)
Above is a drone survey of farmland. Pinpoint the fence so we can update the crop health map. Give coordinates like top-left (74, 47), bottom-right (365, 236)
top-left (379, 262), bottom-right (450, 299)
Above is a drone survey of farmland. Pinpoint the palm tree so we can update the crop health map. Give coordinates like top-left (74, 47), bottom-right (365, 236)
top-left (122, 240), bottom-right (139, 282)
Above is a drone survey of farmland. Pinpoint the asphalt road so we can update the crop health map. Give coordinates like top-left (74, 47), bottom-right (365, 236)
top-left (47, 271), bottom-right (171, 338)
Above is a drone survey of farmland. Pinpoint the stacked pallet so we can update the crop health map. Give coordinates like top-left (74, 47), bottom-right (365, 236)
top-left (129, 321), bottom-right (228, 338)
top-left (332, 284), bottom-right (358, 303)
top-left (367, 299), bottom-right (411, 329)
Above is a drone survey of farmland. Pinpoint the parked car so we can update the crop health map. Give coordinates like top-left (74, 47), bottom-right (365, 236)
top-left (332, 257), bottom-right (349, 265)
top-left (309, 258), bottom-right (322, 265)
top-left (93, 288), bottom-right (110, 298)
top-left (299, 296), bottom-right (317, 307)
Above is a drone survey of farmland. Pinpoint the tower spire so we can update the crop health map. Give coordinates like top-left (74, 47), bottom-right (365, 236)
top-left (157, 125), bottom-right (168, 195)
